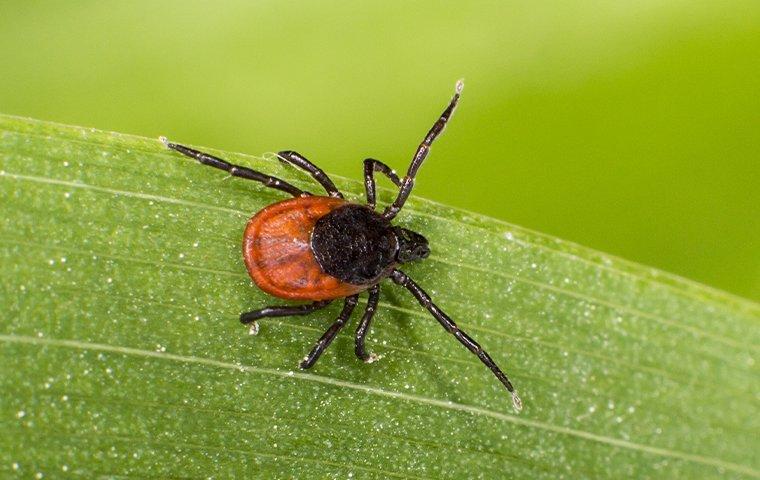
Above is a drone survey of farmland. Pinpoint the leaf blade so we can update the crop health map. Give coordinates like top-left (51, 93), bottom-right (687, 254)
top-left (1, 114), bottom-right (758, 479)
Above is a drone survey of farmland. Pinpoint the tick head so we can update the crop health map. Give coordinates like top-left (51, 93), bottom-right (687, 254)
top-left (393, 227), bottom-right (430, 263)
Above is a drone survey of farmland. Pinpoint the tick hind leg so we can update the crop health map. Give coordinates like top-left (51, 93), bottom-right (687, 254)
top-left (300, 295), bottom-right (359, 369)
top-left (161, 139), bottom-right (305, 197)
top-left (277, 151), bottom-right (343, 198)
top-left (390, 269), bottom-right (522, 412)
top-left (354, 284), bottom-right (381, 362)
top-left (364, 159), bottom-right (401, 210)
top-left (240, 300), bottom-right (332, 335)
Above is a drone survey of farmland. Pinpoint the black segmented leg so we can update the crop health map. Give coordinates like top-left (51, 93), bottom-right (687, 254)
top-left (277, 150), bottom-right (343, 198)
top-left (390, 269), bottom-right (522, 411)
top-left (161, 139), bottom-right (304, 197)
top-left (240, 300), bottom-right (332, 336)
top-left (300, 295), bottom-right (359, 369)
top-left (354, 284), bottom-right (381, 361)
top-left (382, 81), bottom-right (463, 220)
top-left (364, 158), bottom-right (402, 210)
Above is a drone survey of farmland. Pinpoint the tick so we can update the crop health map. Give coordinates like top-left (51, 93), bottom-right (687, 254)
top-left (161, 81), bottom-right (521, 411)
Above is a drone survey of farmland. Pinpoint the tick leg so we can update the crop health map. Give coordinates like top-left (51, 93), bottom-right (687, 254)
top-left (364, 159), bottom-right (401, 210)
top-left (382, 81), bottom-right (463, 220)
top-left (240, 300), bottom-right (332, 334)
top-left (277, 151), bottom-right (343, 198)
top-left (300, 295), bottom-right (359, 369)
top-left (390, 269), bottom-right (522, 412)
top-left (355, 284), bottom-right (381, 362)
top-left (161, 139), bottom-right (305, 197)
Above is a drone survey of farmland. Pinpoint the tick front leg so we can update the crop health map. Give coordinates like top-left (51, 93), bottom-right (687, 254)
top-left (240, 300), bottom-right (332, 335)
top-left (300, 295), bottom-right (359, 369)
top-left (355, 284), bottom-right (381, 362)
top-left (364, 159), bottom-right (401, 210)
top-left (161, 139), bottom-right (305, 197)
top-left (382, 81), bottom-right (463, 220)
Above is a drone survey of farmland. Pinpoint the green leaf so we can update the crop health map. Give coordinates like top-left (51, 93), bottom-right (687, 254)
top-left (1, 114), bottom-right (757, 479)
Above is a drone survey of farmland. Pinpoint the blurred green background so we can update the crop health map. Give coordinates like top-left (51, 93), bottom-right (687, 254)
top-left (1, 1), bottom-right (757, 300)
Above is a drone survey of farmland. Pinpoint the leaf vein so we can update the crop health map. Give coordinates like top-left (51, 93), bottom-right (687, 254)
top-left (2, 333), bottom-right (756, 478)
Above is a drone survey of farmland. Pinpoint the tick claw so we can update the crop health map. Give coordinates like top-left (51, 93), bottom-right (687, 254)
top-left (364, 353), bottom-right (383, 364)
top-left (511, 391), bottom-right (523, 412)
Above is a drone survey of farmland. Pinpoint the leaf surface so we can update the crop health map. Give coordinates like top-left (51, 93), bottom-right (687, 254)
top-left (1, 115), bottom-right (758, 479)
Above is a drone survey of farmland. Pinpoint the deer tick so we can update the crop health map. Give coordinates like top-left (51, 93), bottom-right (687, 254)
top-left (162, 81), bottom-right (521, 411)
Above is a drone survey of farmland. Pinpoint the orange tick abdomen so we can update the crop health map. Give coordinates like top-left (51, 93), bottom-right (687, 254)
top-left (242, 196), bottom-right (366, 300)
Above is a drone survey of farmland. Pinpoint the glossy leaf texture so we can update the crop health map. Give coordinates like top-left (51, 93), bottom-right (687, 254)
top-left (1, 115), bottom-right (758, 479)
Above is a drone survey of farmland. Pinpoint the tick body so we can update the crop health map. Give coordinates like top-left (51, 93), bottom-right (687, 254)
top-left (162, 81), bottom-right (522, 411)
top-left (243, 196), bottom-right (364, 301)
